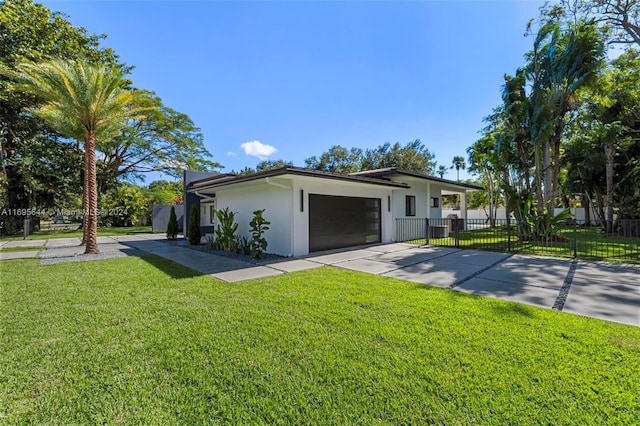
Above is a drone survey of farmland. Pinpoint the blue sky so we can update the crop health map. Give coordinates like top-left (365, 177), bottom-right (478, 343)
top-left (43, 0), bottom-right (546, 181)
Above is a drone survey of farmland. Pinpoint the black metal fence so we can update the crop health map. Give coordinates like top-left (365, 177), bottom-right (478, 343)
top-left (395, 218), bottom-right (640, 263)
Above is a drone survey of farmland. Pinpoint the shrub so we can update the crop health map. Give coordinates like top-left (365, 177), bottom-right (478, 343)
top-left (206, 233), bottom-right (216, 249)
top-left (215, 207), bottom-right (238, 252)
top-left (249, 209), bottom-right (271, 259)
top-left (188, 204), bottom-right (201, 245)
top-left (235, 235), bottom-right (251, 256)
top-left (166, 206), bottom-right (178, 240)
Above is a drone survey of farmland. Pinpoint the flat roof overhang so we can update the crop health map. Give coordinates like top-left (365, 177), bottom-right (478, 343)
top-left (188, 167), bottom-right (409, 194)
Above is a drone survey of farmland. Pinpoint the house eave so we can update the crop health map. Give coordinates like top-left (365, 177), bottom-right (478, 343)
top-left (187, 166), bottom-right (410, 193)
top-left (350, 167), bottom-right (483, 191)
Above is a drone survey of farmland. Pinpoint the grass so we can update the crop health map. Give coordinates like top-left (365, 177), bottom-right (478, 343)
top-left (0, 246), bottom-right (45, 252)
top-left (411, 225), bottom-right (639, 263)
top-left (1, 256), bottom-right (639, 424)
top-left (0, 225), bottom-right (157, 241)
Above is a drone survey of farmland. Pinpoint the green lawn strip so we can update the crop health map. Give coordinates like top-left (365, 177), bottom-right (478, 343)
top-left (0, 226), bottom-right (157, 241)
top-left (1, 257), bottom-right (638, 424)
top-left (0, 246), bottom-right (46, 252)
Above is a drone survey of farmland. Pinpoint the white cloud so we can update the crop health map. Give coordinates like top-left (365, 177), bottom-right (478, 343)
top-left (226, 151), bottom-right (238, 157)
top-left (240, 140), bottom-right (277, 160)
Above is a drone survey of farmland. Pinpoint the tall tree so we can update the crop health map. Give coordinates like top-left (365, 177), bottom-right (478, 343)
top-left (0, 0), bottom-right (123, 228)
top-left (528, 21), bottom-right (605, 212)
top-left (361, 140), bottom-right (436, 174)
top-left (450, 156), bottom-right (466, 181)
top-left (436, 165), bottom-right (448, 178)
top-left (305, 145), bottom-right (362, 173)
top-left (6, 59), bottom-right (150, 253)
top-left (537, 0), bottom-right (640, 47)
top-left (256, 159), bottom-right (293, 171)
top-left (468, 135), bottom-right (502, 226)
top-left (97, 91), bottom-right (221, 192)
top-left (566, 50), bottom-right (640, 228)
top-left (305, 140), bottom-right (436, 175)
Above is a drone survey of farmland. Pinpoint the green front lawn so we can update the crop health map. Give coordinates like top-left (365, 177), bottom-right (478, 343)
top-left (0, 245), bottom-right (45, 252)
top-left (1, 257), bottom-right (638, 424)
top-left (0, 225), bottom-right (156, 241)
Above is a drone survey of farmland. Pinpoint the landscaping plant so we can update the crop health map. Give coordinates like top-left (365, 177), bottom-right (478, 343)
top-left (215, 207), bottom-right (238, 252)
top-left (235, 235), bottom-right (251, 256)
top-left (166, 206), bottom-right (178, 240)
top-left (188, 204), bottom-right (200, 245)
top-left (250, 209), bottom-right (271, 259)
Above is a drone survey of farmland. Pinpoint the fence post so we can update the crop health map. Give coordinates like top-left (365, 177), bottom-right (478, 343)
top-left (573, 219), bottom-right (578, 259)
top-left (454, 218), bottom-right (460, 248)
top-left (506, 214), bottom-right (511, 253)
top-left (425, 218), bottom-right (430, 245)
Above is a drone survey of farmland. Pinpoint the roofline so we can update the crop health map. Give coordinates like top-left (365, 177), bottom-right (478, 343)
top-left (187, 166), bottom-right (410, 192)
top-left (350, 167), bottom-right (483, 190)
top-left (189, 173), bottom-right (237, 186)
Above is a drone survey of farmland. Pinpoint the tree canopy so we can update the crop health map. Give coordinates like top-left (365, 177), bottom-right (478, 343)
top-left (469, 2), bottom-right (640, 240)
top-left (305, 140), bottom-right (436, 175)
top-left (0, 0), bottom-right (219, 235)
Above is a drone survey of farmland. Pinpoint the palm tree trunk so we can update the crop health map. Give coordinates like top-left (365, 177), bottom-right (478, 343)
top-left (81, 163), bottom-right (87, 245)
top-left (84, 130), bottom-right (100, 254)
top-left (543, 139), bottom-right (554, 214)
top-left (534, 145), bottom-right (545, 217)
top-left (583, 193), bottom-right (591, 225)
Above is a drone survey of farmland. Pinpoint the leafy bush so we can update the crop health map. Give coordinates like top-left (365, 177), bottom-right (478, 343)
top-left (215, 207), bottom-right (238, 252)
top-left (235, 235), bottom-right (251, 256)
top-left (188, 204), bottom-right (201, 245)
top-left (249, 209), bottom-right (271, 259)
top-left (166, 206), bottom-right (178, 240)
top-left (206, 234), bottom-right (216, 249)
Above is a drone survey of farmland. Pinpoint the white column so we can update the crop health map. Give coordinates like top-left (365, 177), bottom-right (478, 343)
top-left (460, 191), bottom-right (467, 230)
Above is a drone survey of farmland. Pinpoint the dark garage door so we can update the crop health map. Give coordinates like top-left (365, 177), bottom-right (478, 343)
top-left (309, 194), bottom-right (381, 252)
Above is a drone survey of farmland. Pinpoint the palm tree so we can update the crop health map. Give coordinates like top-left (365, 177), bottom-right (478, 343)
top-left (529, 22), bottom-right (604, 212)
top-left (8, 59), bottom-right (148, 253)
top-left (451, 156), bottom-right (466, 181)
top-left (436, 165), bottom-right (447, 179)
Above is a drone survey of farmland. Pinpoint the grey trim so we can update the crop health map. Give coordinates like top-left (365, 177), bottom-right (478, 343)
top-left (187, 166), bottom-right (409, 193)
top-left (350, 167), bottom-right (484, 190)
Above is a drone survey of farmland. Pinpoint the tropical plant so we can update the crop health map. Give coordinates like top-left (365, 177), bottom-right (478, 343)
top-left (0, 0), bottom-right (123, 226)
top-left (188, 204), bottom-right (201, 245)
top-left (3, 59), bottom-right (151, 253)
top-left (436, 165), bottom-right (447, 179)
top-left (166, 206), bottom-right (178, 240)
top-left (249, 209), bottom-right (271, 259)
top-left (235, 235), bottom-right (251, 256)
top-left (451, 156), bottom-right (466, 181)
top-left (215, 207), bottom-right (238, 252)
top-left (528, 21), bottom-right (605, 213)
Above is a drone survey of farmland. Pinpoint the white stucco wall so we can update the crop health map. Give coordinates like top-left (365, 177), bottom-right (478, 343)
top-left (215, 183), bottom-right (293, 257)
top-left (212, 176), bottom-right (395, 256)
top-left (200, 202), bottom-right (215, 227)
top-left (389, 179), bottom-right (443, 220)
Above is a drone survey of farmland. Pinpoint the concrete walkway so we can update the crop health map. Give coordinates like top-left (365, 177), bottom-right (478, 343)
top-left (1, 235), bottom-right (638, 327)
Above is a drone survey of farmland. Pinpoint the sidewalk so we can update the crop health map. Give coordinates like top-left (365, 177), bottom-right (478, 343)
top-left (1, 234), bottom-right (638, 326)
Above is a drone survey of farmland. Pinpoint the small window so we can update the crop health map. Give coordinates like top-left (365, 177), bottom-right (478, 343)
top-left (210, 206), bottom-right (215, 224)
top-left (405, 195), bottom-right (416, 216)
top-left (431, 197), bottom-right (440, 208)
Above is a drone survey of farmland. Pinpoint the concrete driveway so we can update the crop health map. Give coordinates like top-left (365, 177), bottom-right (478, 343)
top-left (307, 243), bottom-right (640, 327)
top-left (2, 236), bottom-right (638, 326)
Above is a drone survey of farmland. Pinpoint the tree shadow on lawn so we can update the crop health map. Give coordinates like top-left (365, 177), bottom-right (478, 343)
top-left (408, 282), bottom-right (538, 319)
top-left (138, 254), bottom-right (204, 280)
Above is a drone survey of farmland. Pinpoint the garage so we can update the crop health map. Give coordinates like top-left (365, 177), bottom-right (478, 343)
top-left (309, 194), bottom-right (381, 252)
